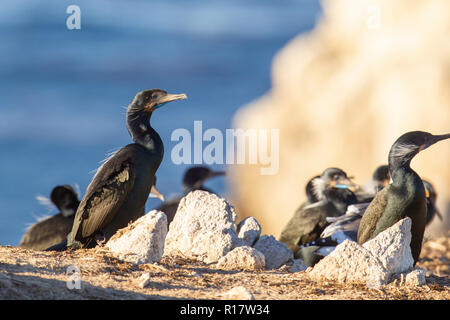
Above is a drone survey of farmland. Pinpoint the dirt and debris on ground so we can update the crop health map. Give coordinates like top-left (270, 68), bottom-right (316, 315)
top-left (0, 235), bottom-right (448, 300)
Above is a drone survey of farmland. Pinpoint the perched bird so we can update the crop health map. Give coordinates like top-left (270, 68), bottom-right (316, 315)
top-left (316, 164), bottom-right (391, 246)
top-left (363, 165), bottom-right (390, 195)
top-left (54, 89), bottom-right (187, 250)
top-left (155, 166), bottom-right (226, 225)
top-left (296, 175), bottom-right (321, 210)
top-left (422, 180), bottom-right (443, 226)
top-left (19, 185), bottom-right (80, 250)
top-left (301, 177), bottom-right (443, 265)
top-left (357, 131), bottom-right (449, 264)
top-left (279, 167), bottom-right (358, 255)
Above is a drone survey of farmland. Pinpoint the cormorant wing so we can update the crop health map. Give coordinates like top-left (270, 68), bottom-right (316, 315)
top-left (322, 202), bottom-right (370, 238)
top-left (19, 214), bottom-right (72, 250)
top-left (155, 197), bottom-right (181, 225)
top-left (357, 187), bottom-right (389, 244)
top-left (71, 150), bottom-right (136, 241)
top-left (279, 201), bottom-right (329, 249)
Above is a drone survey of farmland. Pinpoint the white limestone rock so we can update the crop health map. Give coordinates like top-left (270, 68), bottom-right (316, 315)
top-left (309, 218), bottom-right (415, 287)
top-left (216, 246), bottom-right (265, 271)
top-left (253, 235), bottom-right (293, 270)
top-left (106, 210), bottom-right (167, 264)
top-left (237, 217), bottom-right (261, 247)
top-left (286, 259), bottom-right (308, 273)
top-left (163, 190), bottom-right (240, 263)
top-left (362, 217), bottom-right (414, 275)
top-left (309, 239), bottom-right (388, 285)
top-left (404, 268), bottom-right (427, 286)
top-left (221, 286), bottom-right (255, 300)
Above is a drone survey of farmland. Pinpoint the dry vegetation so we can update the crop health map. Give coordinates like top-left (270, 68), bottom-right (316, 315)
top-left (0, 235), bottom-right (448, 300)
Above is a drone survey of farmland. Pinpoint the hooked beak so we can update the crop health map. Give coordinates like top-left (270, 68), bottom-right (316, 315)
top-left (149, 185), bottom-right (165, 202)
top-left (422, 133), bottom-right (450, 151)
top-left (153, 93), bottom-right (188, 110)
top-left (209, 170), bottom-right (226, 178)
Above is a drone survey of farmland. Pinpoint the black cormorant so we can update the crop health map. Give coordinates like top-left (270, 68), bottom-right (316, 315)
top-left (357, 131), bottom-right (449, 264)
top-left (64, 89), bottom-right (187, 249)
top-left (301, 177), bottom-right (442, 265)
top-left (422, 179), bottom-right (443, 226)
top-left (279, 168), bottom-right (358, 255)
top-left (155, 166), bottom-right (226, 225)
top-left (19, 185), bottom-right (80, 250)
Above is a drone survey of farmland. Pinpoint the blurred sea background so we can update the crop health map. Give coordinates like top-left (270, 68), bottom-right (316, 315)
top-left (0, 0), bottom-right (322, 245)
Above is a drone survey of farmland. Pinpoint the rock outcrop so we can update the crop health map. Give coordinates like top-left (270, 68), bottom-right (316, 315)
top-left (308, 218), bottom-right (416, 287)
top-left (163, 190), bottom-right (293, 270)
top-left (106, 211), bottom-right (167, 264)
top-left (253, 235), bottom-right (293, 270)
top-left (237, 217), bottom-right (262, 247)
top-left (216, 246), bottom-right (265, 271)
top-left (163, 191), bottom-right (241, 263)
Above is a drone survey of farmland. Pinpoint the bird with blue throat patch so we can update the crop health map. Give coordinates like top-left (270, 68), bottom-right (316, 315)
top-left (155, 166), bottom-right (226, 226)
top-left (300, 167), bottom-right (443, 266)
top-left (357, 131), bottom-right (450, 264)
top-left (19, 185), bottom-right (80, 251)
top-left (47, 89), bottom-right (187, 251)
top-left (278, 167), bottom-right (359, 261)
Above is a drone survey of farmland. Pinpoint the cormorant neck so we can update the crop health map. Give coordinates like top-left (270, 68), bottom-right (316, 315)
top-left (388, 141), bottom-right (418, 180)
top-left (126, 108), bottom-right (162, 151)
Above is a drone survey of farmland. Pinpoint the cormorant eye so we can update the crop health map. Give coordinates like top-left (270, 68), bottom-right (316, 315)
top-left (333, 175), bottom-right (340, 180)
top-left (152, 94), bottom-right (158, 99)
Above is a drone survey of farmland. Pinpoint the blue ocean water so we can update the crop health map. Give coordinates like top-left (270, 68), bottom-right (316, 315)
top-left (0, 0), bottom-right (322, 245)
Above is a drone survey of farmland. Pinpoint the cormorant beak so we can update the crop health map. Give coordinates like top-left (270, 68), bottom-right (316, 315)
top-left (435, 208), bottom-right (443, 221)
top-left (152, 93), bottom-right (188, 111)
top-left (210, 170), bottom-right (226, 178)
top-left (331, 177), bottom-right (359, 192)
top-left (149, 185), bottom-right (165, 202)
top-left (422, 133), bottom-right (450, 151)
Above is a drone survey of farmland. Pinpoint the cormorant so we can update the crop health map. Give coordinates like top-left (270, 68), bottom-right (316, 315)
top-left (296, 175), bottom-right (321, 210)
top-left (19, 185), bottom-right (80, 250)
top-left (279, 167), bottom-right (358, 255)
top-left (155, 166), bottom-right (226, 225)
top-left (423, 179), bottom-right (443, 226)
top-left (64, 89), bottom-right (187, 249)
top-left (301, 177), bottom-right (442, 265)
top-left (363, 165), bottom-right (390, 194)
top-left (357, 131), bottom-right (449, 264)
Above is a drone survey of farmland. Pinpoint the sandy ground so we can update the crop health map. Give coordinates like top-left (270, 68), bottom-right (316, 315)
top-left (0, 235), bottom-right (448, 300)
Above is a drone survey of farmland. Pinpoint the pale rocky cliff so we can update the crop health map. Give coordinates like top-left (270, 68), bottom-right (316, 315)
top-left (230, 0), bottom-right (450, 238)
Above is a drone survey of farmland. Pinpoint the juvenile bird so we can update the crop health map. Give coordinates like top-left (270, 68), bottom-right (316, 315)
top-left (279, 168), bottom-right (358, 255)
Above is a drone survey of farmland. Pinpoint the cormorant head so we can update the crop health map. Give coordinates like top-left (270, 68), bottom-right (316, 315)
top-left (305, 175), bottom-right (320, 203)
top-left (131, 89), bottom-right (187, 113)
top-left (422, 180), bottom-right (436, 203)
top-left (389, 131), bottom-right (450, 170)
top-left (50, 185), bottom-right (80, 218)
top-left (311, 167), bottom-right (359, 200)
top-left (372, 165), bottom-right (390, 191)
top-left (182, 166), bottom-right (226, 193)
